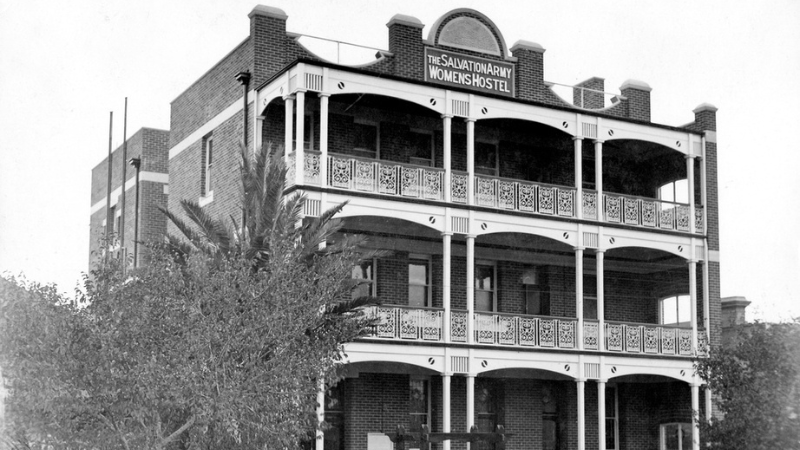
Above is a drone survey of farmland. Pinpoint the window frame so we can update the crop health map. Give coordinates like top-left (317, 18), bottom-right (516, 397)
top-left (353, 118), bottom-right (379, 159)
top-left (474, 140), bottom-right (499, 177)
top-left (659, 294), bottom-right (692, 327)
top-left (605, 385), bottom-right (619, 450)
top-left (659, 422), bottom-right (692, 450)
top-left (475, 260), bottom-right (497, 312)
top-left (408, 254), bottom-right (431, 308)
top-left (408, 376), bottom-right (431, 437)
top-left (351, 258), bottom-right (376, 300)
top-left (408, 128), bottom-right (434, 167)
top-left (201, 134), bottom-right (214, 203)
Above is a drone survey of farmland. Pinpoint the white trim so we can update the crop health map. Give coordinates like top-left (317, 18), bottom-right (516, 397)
top-left (169, 90), bottom-right (255, 160)
top-left (704, 130), bottom-right (717, 143)
top-left (708, 250), bottom-right (720, 262)
top-left (89, 171), bottom-right (169, 215)
top-left (198, 191), bottom-right (214, 207)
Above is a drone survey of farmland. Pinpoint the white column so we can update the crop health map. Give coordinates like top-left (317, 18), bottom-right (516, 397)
top-left (594, 140), bottom-right (603, 222)
top-left (466, 234), bottom-right (476, 344)
top-left (686, 155), bottom-right (696, 233)
top-left (316, 379), bottom-right (325, 450)
top-left (576, 247), bottom-right (585, 349)
top-left (255, 115), bottom-right (264, 154)
top-left (284, 95), bottom-right (294, 162)
top-left (574, 137), bottom-right (583, 219)
top-left (689, 259), bottom-right (698, 354)
top-left (598, 380), bottom-right (606, 450)
top-left (466, 119), bottom-right (475, 206)
top-left (577, 378), bottom-right (586, 450)
top-left (691, 382), bottom-right (700, 450)
top-left (319, 94), bottom-right (329, 188)
top-left (443, 115), bottom-right (452, 203)
top-left (596, 249), bottom-right (605, 349)
top-left (466, 374), bottom-right (475, 434)
top-left (443, 373), bottom-right (452, 450)
top-left (705, 385), bottom-right (713, 424)
top-left (443, 232), bottom-right (452, 342)
top-left (295, 90), bottom-right (306, 186)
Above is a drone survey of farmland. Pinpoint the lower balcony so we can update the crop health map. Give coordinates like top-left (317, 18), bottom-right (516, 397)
top-left (363, 306), bottom-right (706, 357)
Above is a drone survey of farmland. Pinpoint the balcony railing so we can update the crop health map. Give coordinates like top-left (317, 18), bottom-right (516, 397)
top-left (290, 152), bottom-right (704, 233)
top-left (365, 305), bottom-right (444, 341)
top-left (604, 321), bottom-right (694, 356)
top-left (471, 311), bottom-right (577, 349)
top-left (363, 306), bottom-right (702, 357)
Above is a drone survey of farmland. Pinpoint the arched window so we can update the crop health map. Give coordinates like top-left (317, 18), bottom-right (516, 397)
top-left (659, 295), bottom-right (691, 327)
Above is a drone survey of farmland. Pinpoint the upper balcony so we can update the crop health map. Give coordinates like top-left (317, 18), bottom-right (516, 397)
top-left (265, 92), bottom-right (706, 236)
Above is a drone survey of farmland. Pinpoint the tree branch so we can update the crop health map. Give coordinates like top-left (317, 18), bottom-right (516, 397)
top-left (96, 412), bottom-right (131, 450)
top-left (159, 415), bottom-right (196, 449)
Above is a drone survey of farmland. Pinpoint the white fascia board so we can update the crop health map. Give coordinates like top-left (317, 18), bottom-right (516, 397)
top-left (89, 171), bottom-right (168, 215)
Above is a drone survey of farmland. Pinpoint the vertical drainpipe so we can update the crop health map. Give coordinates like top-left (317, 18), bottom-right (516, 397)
top-left (120, 98), bottom-right (128, 274)
top-left (236, 71), bottom-right (252, 229)
top-left (129, 157), bottom-right (141, 268)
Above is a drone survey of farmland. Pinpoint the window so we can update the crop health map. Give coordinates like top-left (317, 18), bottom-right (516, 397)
top-left (583, 296), bottom-right (598, 320)
top-left (542, 385), bottom-right (559, 450)
top-left (523, 266), bottom-right (550, 316)
top-left (475, 378), bottom-right (499, 447)
top-left (409, 378), bottom-right (430, 433)
top-left (351, 259), bottom-right (375, 300)
top-left (408, 256), bottom-right (430, 307)
top-left (475, 262), bottom-right (496, 311)
top-left (605, 386), bottom-right (619, 450)
top-left (202, 134), bottom-right (213, 196)
top-left (660, 423), bottom-right (692, 450)
top-left (324, 384), bottom-right (345, 450)
top-left (660, 295), bottom-right (691, 327)
top-left (475, 141), bottom-right (498, 176)
top-left (353, 120), bottom-right (378, 158)
top-left (409, 130), bottom-right (434, 166)
top-left (658, 179), bottom-right (688, 205)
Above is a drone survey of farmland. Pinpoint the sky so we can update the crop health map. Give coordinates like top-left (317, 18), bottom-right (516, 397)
top-left (0, 0), bottom-right (798, 322)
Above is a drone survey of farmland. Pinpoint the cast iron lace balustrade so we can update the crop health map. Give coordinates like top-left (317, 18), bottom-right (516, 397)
top-left (605, 321), bottom-right (695, 356)
top-left (364, 305), bottom-right (443, 342)
top-left (327, 154), bottom-right (444, 200)
top-left (472, 312), bottom-right (577, 349)
top-left (304, 153), bottom-right (704, 234)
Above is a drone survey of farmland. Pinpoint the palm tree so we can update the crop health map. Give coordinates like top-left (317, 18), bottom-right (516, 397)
top-left (159, 142), bottom-right (382, 315)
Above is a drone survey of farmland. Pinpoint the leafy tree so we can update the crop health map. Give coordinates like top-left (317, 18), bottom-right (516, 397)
top-left (1, 144), bottom-right (379, 449)
top-left (696, 319), bottom-right (800, 449)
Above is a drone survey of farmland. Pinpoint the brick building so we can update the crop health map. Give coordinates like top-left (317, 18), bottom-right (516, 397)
top-left (89, 127), bottom-right (170, 269)
top-left (91, 5), bottom-right (721, 450)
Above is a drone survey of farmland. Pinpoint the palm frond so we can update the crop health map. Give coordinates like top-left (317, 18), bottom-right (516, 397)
top-left (180, 199), bottom-right (233, 254)
top-left (159, 206), bottom-right (207, 252)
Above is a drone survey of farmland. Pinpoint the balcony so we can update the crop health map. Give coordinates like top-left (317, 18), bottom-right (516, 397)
top-left (289, 151), bottom-right (704, 233)
top-left (362, 306), bottom-right (705, 357)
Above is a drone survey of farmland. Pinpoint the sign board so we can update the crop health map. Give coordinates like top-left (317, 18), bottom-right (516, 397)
top-left (424, 48), bottom-right (515, 97)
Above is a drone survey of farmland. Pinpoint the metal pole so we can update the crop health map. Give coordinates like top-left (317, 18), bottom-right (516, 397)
top-left (130, 158), bottom-right (141, 268)
top-left (120, 98), bottom-right (128, 273)
top-left (105, 111), bottom-right (113, 263)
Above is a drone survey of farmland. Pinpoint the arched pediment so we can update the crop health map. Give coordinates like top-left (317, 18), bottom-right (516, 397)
top-left (428, 9), bottom-right (509, 58)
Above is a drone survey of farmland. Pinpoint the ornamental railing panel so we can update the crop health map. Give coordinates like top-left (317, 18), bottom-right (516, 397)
top-left (450, 310), bottom-right (468, 342)
top-left (676, 205), bottom-right (691, 232)
top-left (584, 320), bottom-right (599, 350)
top-left (451, 173), bottom-right (468, 204)
top-left (624, 325), bottom-right (642, 353)
top-left (327, 155), bottom-right (444, 201)
top-left (583, 190), bottom-right (598, 219)
top-left (623, 197), bottom-right (640, 225)
top-left (476, 177), bottom-right (497, 207)
top-left (678, 328), bottom-right (693, 355)
top-left (606, 323), bottom-right (624, 351)
top-left (605, 195), bottom-right (622, 223)
top-left (695, 207), bottom-right (705, 233)
top-left (364, 306), bottom-right (443, 342)
top-left (557, 190), bottom-right (574, 217)
top-left (643, 326), bottom-right (660, 354)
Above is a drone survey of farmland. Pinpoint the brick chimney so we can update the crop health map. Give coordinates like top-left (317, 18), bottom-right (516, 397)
top-left (574, 77), bottom-right (605, 109)
top-left (620, 79), bottom-right (651, 122)
top-left (510, 40), bottom-right (547, 103)
top-left (693, 103), bottom-right (718, 132)
top-left (721, 296), bottom-right (751, 329)
top-left (387, 14), bottom-right (424, 80)
top-left (249, 5), bottom-right (289, 88)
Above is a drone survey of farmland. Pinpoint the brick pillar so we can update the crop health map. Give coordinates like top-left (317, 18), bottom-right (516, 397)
top-left (620, 79), bottom-right (652, 122)
top-left (510, 40), bottom-right (547, 102)
top-left (574, 77), bottom-right (605, 109)
top-left (249, 5), bottom-right (288, 88)
top-left (721, 296), bottom-right (750, 328)
top-left (387, 14), bottom-right (425, 80)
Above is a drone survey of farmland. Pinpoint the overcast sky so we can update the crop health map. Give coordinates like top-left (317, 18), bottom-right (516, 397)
top-left (1, 0), bottom-right (798, 322)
